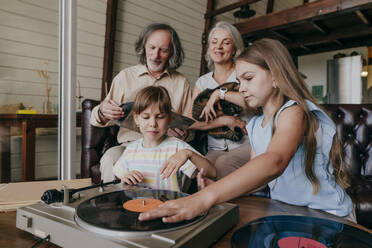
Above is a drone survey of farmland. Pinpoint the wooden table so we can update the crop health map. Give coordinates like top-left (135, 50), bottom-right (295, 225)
top-left (0, 113), bottom-right (81, 182)
top-left (1, 196), bottom-right (371, 248)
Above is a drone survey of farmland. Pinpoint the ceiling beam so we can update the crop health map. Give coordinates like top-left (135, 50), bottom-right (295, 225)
top-left (287, 24), bottom-right (372, 49)
top-left (333, 39), bottom-right (343, 46)
top-left (204, 0), bottom-right (260, 18)
top-left (266, 0), bottom-right (274, 14)
top-left (309, 20), bottom-right (328, 34)
top-left (292, 37), bottom-right (372, 56)
top-left (235, 0), bottom-right (372, 35)
top-left (355, 10), bottom-right (371, 24)
top-left (270, 30), bottom-right (291, 41)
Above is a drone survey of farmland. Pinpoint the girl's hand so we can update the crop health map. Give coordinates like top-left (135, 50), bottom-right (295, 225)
top-left (199, 90), bottom-right (221, 122)
top-left (197, 168), bottom-right (215, 190)
top-left (222, 116), bottom-right (248, 135)
top-left (121, 170), bottom-right (143, 185)
top-left (160, 150), bottom-right (189, 179)
top-left (100, 99), bottom-right (125, 120)
top-left (138, 192), bottom-right (213, 223)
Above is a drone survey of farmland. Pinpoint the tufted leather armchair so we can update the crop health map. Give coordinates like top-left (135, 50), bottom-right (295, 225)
top-left (81, 99), bottom-right (372, 229)
top-left (322, 104), bottom-right (372, 229)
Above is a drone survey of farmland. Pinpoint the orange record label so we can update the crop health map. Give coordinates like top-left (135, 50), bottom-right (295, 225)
top-left (123, 198), bottom-right (163, 213)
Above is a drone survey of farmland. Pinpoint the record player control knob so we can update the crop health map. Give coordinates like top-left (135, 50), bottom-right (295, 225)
top-left (62, 185), bottom-right (70, 204)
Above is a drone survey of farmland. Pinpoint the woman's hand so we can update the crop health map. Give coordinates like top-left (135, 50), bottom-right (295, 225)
top-left (100, 99), bottom-right (125, 121)
top-left (138, 191), bottom-right (214, 223)
top-left (221, 116), bottom-right (248, 135)
top-left (199, 90), bottom-right (221, 122)
top-left (160, 149), bottom-right (189, 179)
top-left (121, 170), bottom-right (143, 185)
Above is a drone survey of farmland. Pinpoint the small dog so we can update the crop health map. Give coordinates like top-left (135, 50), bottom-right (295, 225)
top-left (192, 82), bottom-right (244, 141)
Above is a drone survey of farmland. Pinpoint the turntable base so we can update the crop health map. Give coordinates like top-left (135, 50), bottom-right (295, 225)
top-left (16, 184), bottom-right (239, 248)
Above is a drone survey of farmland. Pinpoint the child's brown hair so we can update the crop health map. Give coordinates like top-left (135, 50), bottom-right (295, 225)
top-left (132, 86), bottom-right (173, 115)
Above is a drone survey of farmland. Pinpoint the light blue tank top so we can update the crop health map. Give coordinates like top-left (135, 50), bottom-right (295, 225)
top-left (247, 99), bottom-right (353, 217)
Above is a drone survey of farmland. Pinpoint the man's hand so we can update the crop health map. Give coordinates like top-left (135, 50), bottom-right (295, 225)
top-left (100, 99), bottom-right (125, 121)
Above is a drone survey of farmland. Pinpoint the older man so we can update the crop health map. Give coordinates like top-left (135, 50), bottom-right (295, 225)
top-left (90, 23), bottom-right (193, 182)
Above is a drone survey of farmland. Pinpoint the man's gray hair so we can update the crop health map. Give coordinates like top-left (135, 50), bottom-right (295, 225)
top-left (205, 21), bottom-right (245, 71)
top-left (135, 23), bottom-right (184, 70)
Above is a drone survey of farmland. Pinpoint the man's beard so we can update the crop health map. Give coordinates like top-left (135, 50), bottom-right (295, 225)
top-left (147, 59), bottom-right (166, 72)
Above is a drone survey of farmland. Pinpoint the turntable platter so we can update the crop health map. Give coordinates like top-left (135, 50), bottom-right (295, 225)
top-left (75, 189), bottom-right (206, 235)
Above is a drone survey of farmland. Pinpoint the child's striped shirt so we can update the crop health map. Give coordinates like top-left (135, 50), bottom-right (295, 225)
top-left (113, 136), bottom-right (198, 191)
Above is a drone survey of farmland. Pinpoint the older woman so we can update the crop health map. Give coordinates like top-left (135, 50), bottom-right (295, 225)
top-left (189, 21), bottom-right (252, 180)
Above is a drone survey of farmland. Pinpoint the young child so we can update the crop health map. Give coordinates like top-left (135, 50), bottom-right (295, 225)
top-left (113, 86), bottom-right (216, 192)
top-left (139, 38), bottom-right (354, 223)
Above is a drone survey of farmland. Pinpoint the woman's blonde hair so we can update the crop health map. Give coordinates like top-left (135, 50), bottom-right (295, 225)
top-left (236, 38), bottom-right (349, 194)
top-left (132, 86), bottom-right (172, 115)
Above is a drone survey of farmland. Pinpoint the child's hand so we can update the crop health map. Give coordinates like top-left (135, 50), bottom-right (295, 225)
top-left (121, 170), bottom-right (143, 185)
top-left (160, 149), bottom-right (189, 179)
top-left (197, 168), bottom-right (215, 190)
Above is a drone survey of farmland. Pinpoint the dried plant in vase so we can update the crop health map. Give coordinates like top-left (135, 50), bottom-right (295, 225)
top-left (37, 61), bottom-right (52, 114)
top-left (76, 80), bottom-right (83, 111)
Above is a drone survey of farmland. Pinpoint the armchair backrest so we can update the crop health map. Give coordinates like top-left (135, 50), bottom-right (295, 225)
top-left (322, 104), bottom-right (372, 178)
top-left (81, 99), bottom-right (119, 184)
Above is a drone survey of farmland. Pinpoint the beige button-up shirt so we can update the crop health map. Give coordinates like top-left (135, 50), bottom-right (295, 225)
top-left (90, 64), bottom-right (192, 144)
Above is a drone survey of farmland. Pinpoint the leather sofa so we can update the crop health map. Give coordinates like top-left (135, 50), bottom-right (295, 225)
top-left (81, 99), bottom-right (372, 229)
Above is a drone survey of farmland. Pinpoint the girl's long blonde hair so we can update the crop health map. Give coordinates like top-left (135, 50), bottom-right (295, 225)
top-left (236, 38), bottom-right (349, 193)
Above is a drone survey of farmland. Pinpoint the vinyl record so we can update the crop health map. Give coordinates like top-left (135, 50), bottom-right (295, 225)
top-left (231, 215), bottom-right (372, 248)
top-left (75, 188), bottom-right (205, 236)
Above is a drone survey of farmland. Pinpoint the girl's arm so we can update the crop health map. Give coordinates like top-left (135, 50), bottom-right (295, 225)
top-left (209, 89), bottom-right (248, 109)
top-left (140, 105), bottom-right (305, 223)
top-left (184, 149), bottom-right (216, 178)
top-left (160, 149), bottom-right (216, 179)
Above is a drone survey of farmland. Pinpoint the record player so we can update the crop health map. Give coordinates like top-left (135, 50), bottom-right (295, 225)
top-left (16, 181), bottom-right (239, 248)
